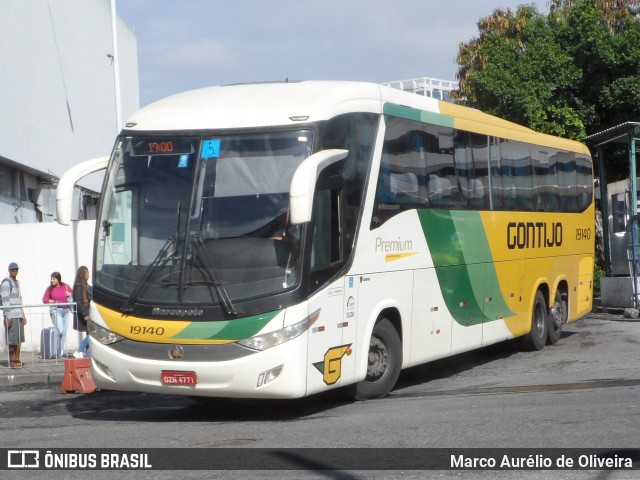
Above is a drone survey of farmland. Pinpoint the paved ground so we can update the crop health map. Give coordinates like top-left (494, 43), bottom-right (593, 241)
top-left (0, 350), bottom-right (67, 389)
top-left (0, 310), bottom-right (636, 391)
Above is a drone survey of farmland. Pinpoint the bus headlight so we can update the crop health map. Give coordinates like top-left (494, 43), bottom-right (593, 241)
top-left (87, 320), bottom-right (125, 345)
top-left (238, 309), bottom-right (320, 351)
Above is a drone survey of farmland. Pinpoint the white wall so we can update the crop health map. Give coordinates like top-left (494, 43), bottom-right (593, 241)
top-left (0, 0), bottom-right (138, 192)
top-left (0, 221), bottom-right (95, 353)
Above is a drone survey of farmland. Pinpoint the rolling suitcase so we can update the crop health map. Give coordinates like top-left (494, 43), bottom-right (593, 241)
top-left (40, 327), bottom-right (59, 359)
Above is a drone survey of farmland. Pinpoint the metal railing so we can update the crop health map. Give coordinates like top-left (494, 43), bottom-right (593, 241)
top-left (382, 77), bottom-right (458, 101)
top-left (1, 302), bottom-right (85, 367)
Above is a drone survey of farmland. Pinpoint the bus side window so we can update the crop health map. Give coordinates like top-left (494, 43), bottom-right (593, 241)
top-left (428, 173), bottom-right (453, 203)
top-left (489, 137), bottom-right (503, 209)
top-left (531, 146), bottom-right (548, 212)
top-left (558, 155), bottom-right (578, 212)
top-left (499, 139), bottom-right (533, 211)
top-left (427, 152), bottom-right (460, 207)
top-left (543, 149), bottom-right (559, 211)
top-left (372, 117), bottom-right (428, 228)
top-left (576, 154), bottom-right (593, 211)
top-left (468, 133), bottom-right (490, 209)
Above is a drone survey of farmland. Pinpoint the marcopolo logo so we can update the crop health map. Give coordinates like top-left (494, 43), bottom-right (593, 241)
top-left (507, 222), bottom-right (563, 250)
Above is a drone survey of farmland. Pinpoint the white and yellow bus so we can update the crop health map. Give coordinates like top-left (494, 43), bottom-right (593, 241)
top-left (57, 81), bottom-right (594, 400)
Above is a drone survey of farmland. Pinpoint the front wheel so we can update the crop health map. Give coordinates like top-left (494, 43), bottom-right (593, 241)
top-left (347, 318), bottom-right (402, 401)
top-left (518, 290), bottom-right (548, 352)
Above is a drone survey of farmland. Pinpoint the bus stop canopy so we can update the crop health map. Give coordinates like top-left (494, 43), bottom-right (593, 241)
top-left (585, 122), bottom-right (640, 306)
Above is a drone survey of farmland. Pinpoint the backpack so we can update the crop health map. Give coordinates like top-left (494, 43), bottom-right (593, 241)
top-left (0, 278), bottom-right (13, 306)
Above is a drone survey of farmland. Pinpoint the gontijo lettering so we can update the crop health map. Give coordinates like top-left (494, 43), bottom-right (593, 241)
top-left (507, 222), bottom-right (563, 250)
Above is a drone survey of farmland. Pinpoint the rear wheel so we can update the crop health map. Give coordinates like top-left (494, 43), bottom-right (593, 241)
top-left (547, 289), bottom-right (567, 345)
top-left (347, 318), bottom-right (402, 401)
top-left (518, 290), bottom-right (548, 351)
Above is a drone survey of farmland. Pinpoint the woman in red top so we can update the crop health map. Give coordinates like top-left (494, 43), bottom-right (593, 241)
top-left (42, 271), bottom-right (72, 357)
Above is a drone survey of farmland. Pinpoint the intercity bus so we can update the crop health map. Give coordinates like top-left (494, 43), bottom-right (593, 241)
top-left (56, 81), bottom-right (594, 400)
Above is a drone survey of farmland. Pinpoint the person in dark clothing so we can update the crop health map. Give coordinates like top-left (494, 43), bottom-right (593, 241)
top-left (72, 266), bottom-right (92, 356)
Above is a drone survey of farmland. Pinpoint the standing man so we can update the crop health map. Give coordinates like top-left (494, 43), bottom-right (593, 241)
top-left (1, 262), bottom-right (27, 368)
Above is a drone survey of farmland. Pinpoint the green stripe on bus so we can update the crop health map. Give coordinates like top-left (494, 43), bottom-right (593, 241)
top-left (417, 210), bottom-right (514, 326)
top-left (169, 310), bottom-right (280, 341)
top-left (383, 103), bottom-right (455, 128)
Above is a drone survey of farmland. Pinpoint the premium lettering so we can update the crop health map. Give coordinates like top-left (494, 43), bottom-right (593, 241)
top-left (507, 222), bottom-right (562, 250)
top-left (375, 237), bottom-right (413, 253)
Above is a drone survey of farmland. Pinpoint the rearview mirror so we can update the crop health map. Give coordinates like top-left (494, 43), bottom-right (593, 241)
top-left (56, 156), bottom-right (109, 225)
top-left (289, 149), bottom-right (348, 224)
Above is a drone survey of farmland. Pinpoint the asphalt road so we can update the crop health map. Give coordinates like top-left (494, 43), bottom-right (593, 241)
top-left (1, 312), bottom-right (639, 480)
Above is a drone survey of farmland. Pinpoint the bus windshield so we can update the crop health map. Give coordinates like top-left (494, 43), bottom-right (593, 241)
top-left (96, 130), bottom-right (313, 311)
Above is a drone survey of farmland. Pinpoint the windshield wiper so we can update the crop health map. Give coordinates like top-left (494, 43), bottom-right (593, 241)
top-left (192, 233), bottom-right (238, 318)
top-left (121, 236), bottom-right (176, 313)
top-left (121, 201), bottom-right (183, 313)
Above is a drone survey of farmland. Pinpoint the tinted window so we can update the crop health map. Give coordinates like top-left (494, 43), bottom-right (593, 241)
top-left (371, 115), bottom-right (593, 228)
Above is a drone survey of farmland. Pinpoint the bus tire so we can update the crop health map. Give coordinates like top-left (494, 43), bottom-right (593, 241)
top-left (347, 318), bottom-right (402, 401)
top-left (547, 289), bottom-right (566, 345)
top-left (518, 290), bottom-right (548, 351)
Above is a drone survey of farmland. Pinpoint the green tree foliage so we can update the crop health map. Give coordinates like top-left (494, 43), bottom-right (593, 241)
top-left (455, 0), bottom-right (640, 142)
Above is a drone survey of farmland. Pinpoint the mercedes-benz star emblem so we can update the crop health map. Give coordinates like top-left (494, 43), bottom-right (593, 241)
top-left (168, 345), bottom-right (184, 360)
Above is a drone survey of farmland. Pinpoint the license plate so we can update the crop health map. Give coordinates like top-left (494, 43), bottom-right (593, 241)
top-left (161, 371), bottom-right (197, 386)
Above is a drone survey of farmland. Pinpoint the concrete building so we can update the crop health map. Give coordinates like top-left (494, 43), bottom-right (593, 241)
top-left (0, 0), bottom-right (138, 354)
top-left (0, 0), bottom-right (138, 223)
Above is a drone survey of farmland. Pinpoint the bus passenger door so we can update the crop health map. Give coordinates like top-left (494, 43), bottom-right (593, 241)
top-left (305, 186), bottom-right (354, 395)
top-left (306, 277), bottom-right (349, 396)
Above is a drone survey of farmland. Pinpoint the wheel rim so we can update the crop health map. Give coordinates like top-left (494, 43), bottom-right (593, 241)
top-left (550, 300), bottom-right (561, 330)
top-left (534, 302), bottom-right (546, 338)
top-left (366, 334), bottom-right (389, 381)
top-left (550, 294), bottom-right (565, 330)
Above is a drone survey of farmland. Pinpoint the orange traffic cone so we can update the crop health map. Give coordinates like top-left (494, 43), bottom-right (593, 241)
top-left (60, 357), bottom-right (97, 394)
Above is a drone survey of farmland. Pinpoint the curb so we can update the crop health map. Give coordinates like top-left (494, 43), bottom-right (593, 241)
top-left (0, 372), bottom-right (64, 389)
top-left (604, 316), bottom-right (640, 323)
top-left (590, 306), bottom-right (625, 315)
top-left (589, 307), bottom-right (640, 322)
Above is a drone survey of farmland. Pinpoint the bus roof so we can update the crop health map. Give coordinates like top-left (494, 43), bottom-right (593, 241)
top-left (123, 80), bottom-right (589, 155)
top-left (124, 81), bottom-right (384, 131)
